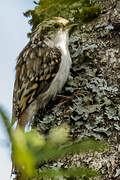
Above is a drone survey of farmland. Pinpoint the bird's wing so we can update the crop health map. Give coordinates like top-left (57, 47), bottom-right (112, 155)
top-left (12, 42), bottom-right (61, 124)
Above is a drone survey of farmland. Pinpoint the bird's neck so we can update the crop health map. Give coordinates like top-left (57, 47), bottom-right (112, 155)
top-left (55, 31), bottom-right (69, 54)
top-left (56, 42), bottom-right (68, 55)
top-left (44, 31), bottom-right (69, 54)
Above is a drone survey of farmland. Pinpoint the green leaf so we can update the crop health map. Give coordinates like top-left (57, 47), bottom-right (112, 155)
top-left (12, 128), bottom-right (36, 177)
top-left (37, 167), bottom-right (99, 178)
top-left (31, 137), bottom-right (108, 163)
top-left (0, 107), bottom-right (12, 140)
top-left (0, 106), bottom-right (107, 179)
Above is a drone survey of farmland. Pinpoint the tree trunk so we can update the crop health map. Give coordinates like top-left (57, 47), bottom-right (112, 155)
top-left (18, 0), bottom-right (120, 179)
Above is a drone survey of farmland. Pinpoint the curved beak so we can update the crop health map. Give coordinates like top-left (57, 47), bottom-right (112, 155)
top-left (67, 24), bottom-right (78, 30)
top-left (64, 23), bottom-right (77, 33)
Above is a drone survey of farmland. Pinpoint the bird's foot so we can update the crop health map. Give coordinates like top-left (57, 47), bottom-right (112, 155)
top-left (57, 90), bottom-right (87, 108)
top-left (73, 90), bottom-right (88, 97)
top-left (57, 94), bottom-right (73, 108)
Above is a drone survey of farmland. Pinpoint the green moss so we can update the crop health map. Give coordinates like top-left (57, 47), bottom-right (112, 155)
top-left (80, 6), bottom-right (101, 23)
top-left (24, 0), bottom-right (101, 36)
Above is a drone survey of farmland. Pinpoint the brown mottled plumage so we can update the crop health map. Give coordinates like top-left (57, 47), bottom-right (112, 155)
top-left (12, 17), bottom-right (76, 129)
top-left (11, 17), bottom-right (77, 176)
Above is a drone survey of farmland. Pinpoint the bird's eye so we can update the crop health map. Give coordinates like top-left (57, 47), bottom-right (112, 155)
top-left (54, 23), bottom-right (60, 28)
top-left (44, 26), bottom-right (50, 32)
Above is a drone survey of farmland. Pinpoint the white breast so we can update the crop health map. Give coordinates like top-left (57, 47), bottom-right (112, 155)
top-left (51, 46), bottom-right (71, 95)
top-left (41, 30), bottom-right (72, 105)
top-left (48, 30), bottom-right (72, 96)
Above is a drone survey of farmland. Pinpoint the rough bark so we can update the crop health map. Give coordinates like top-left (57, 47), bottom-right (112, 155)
top-left (18, 0), bottom-right (120, 179)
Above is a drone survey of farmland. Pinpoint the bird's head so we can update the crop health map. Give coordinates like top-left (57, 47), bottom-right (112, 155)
top-left (33, 17), bottom-right (77, 48)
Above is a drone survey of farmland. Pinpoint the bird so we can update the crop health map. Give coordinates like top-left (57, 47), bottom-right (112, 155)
top-left (12, 17), bottom-right (76, 130)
